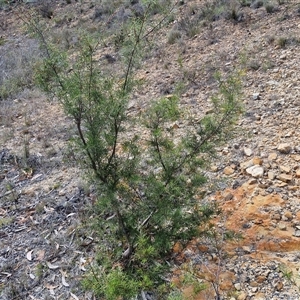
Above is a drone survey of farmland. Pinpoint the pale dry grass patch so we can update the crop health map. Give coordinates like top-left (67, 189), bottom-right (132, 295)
top-left (0, 38), bottom-right (42, 100)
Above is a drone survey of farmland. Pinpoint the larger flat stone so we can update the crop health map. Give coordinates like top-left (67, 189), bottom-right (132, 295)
top-left (292, 155), bottom-right (300, 161)
top-left (277, 143), bottom-right (292, 154)
top-left (246, 165), bottom-right (264, 178)
top-left (278, 174), bottom-right (293, 182)
top-left (268, 171), bottom-right (275, 180)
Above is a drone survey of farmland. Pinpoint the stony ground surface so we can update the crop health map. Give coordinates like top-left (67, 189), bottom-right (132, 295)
top-left (1, 0), bottom-right (300, 299)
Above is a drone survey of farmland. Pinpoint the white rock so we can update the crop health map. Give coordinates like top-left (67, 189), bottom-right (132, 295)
top-left (253, 93), bottom-right (260, 100)
top-left (246, 165), bottom-right (264, 178)
top-left (244, 147), bottom-right (253, 157)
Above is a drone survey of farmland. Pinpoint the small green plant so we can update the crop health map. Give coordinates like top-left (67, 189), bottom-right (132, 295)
top-left (182, 270), bottom-right (208, 296)
top-left (265, 2), bottom-right (276, 13)
top-left (31, 1), bottom-right (243, 298)
top-left (0, 37), bottom-right (6, 46)
top-left (261, 59), bottom-right (275, 71)
top-left (35, 263), bottom-right (45, 279)
top-left (167, 290), bottom-right (184, 300)
top-left (3, 181), bottom-right (19, 207)
top-left (0, 0), bottom-right (8, 8)
top-left (38, 0), bottom-right (54, 19)
top-left (228, 7), bottom-right (239, 21)
top-left (250, 0), bottom-right (264, 8)
top-left (239, 0), bottom-right (252, 7)
top-left (276, 36), bottom-right (288, 48)
top-left (167, 28), bottom-right (182, 44)
top-left (247, 59), bottom-right (261, 71)
top-left (0, 217), bottom-right (13, 227)
top-left (265, 35), bottom-right (275, 44)
top-left (279, 264), bottom-right (294, 282)
top-left (22, 136), bottom-right (30, 168)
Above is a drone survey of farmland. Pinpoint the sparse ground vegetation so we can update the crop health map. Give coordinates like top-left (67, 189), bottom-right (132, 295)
top-left (0, 38), bottom-right (41, 100)
top-left (1, 0), bottom-right (300, 299)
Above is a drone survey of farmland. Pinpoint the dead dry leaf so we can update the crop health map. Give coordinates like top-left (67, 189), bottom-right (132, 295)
top-left (44, 283), bottom-right (59, 290)
top-left (46, 261), bottom-right (59, 270)
top-left (60, 269), bottom-right (70, 287)
top-left (70, 292), bottom-right (79, 300)
top-left (79, 257), bottom-right (87, 271)
top-left (26, 250), bottom-right (33, 261)
top-left (61, 274), bottom-right (70, 287)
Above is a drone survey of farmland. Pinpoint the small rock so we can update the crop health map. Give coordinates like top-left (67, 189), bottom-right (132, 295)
top-left (294, 230), bottom-right (300, 237)
top-left (271, 213), bottom-right (281, 220)
top-left (222, 147), bottom-right (230, 155)
top-left (246, 165), bottom-right (264, 178)
top-left (253, 157), bottom-right (263, 165)
top-left (275, 281), bottom-right (284, 291)
top-left (224, 192), bottom-right (234, 201)
top-left (253, 93), bottom-right (260, 100)
top-left (237, 292), bottom-right (247, 300)
top-left (292, 154), bottom-right (300, 161)
top-left (278, 173), bottom-right (293, 182)
top-left (253, 219), bottom-right (263, 225)
top-left (253, 292), bottom-right (266, 300)
top-left (224, 166), bottom-right (235, 175)
top-left (258, 182), bottom-right (269, 188)
top-left (58, 190), bottom-right (66, 196)
top-left (279, 54), bottom-right (287, 60)
top-left (244, 147), bottom-right (253, 156)
top-left (256, 275), bottom-right (267, 283)
top-left (277, 143), bottom-right (292, 154)
top-left (288, 185), bottom-right (298, 191)
top-left (248, 178), bottom-right (257, 185)
top-left (296, 169), bottom-right (300, 178)
top-left (173, 242), bottom-right (183, 253)
top-left (232, 180), bottom-right (241, 189)
top-left (278, 222), bottom-right (287, 230)
top-left (268, 152), bottom-right (277, 160)
top-left (284, 211), bottom-right (293, 220)
top-left (242, 246), bottom-right (252, 254)
top-left (295, 146), bottom-right (300, 153)
top-left (279, 165), bottom-right (291, 173)
top-left (234, 283), bottom-right (241, 291)
top-left (211, 165), bottom-right (218, 172)
top-left (276, 181), bottom-right (288, 187)
top-left (268, 171), bottom-right (275, 180)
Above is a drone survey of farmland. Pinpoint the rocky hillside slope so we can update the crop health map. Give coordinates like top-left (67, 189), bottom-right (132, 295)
top-left (1, 0), bottom-right (300, 299)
